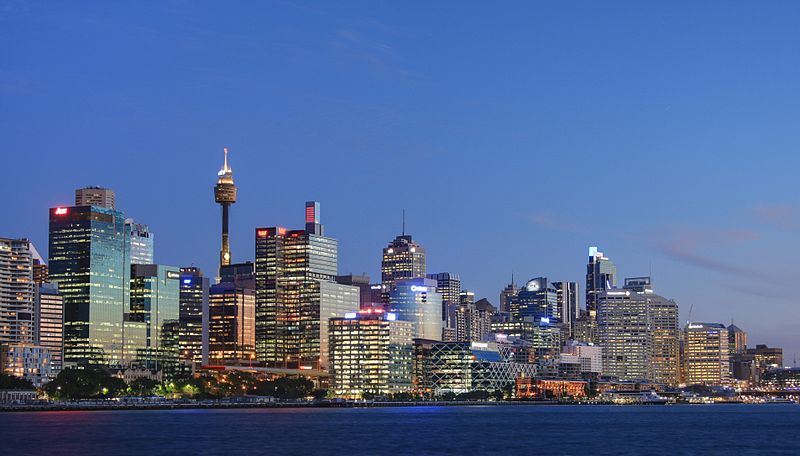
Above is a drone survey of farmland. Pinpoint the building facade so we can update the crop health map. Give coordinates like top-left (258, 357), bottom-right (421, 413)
top-left (389, 278), bottom-right (443, 341)
top-left (126, 219), bottom-right (154, 265)
top-left (36, 283), bottom-right (63, 374)
top-left (254, 202), bottom-right (359, 370)
top-left (75, 186), bottom-right (115, 209)
top-left (381, 235), bottom-right (426, 287)
top-left (427, 272), bottom-right (461, 328)
top-left (49, 205), bottom-right (130, 367)
top-left (127, 264), bottom-right (181, 376)
top-left (208, 282), bottom-right (255, 363)
top-left (329, 309), bottom-right (414, 398)
top-left (0, 238), bottom-right (37, 346)
top-left (179, 267), bottom-right (209, 365)
top-left (597, 289), bottom-right (651, 381)
top-left (586, 247), bottom-right (616, 320)
top-left (685, 323), bottom-right (730, 385)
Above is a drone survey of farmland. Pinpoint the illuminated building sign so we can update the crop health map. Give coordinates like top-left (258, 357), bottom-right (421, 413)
top-left (687, 324), bottom-right (704, 329)
top-left (344, 312), bottom-right (357, 319)
top-left (257, 229), bottom-right (269, 237)
top-left (54, 207), bottom-right (68, 215)
top-left (540, 317), bottom-right (551, 324)
top-left (386, 312), bottom-right (397, 321)
top-left (182, 278), bottom-right (192, 285)
top-left (410, 285), bottom-right (428, 293)
top-left (167, 271), bottom-right (180, 280)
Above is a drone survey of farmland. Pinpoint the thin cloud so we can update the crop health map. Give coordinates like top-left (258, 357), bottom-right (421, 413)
top-left (526, 212), bottom-right (582, 234)
top-left (749, 204), bottom-right (800, 229)
top-left (653, 226), bottom-right (762, 278)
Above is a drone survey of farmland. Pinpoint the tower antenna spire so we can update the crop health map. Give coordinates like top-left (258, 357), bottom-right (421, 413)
top-left (402, 209), bottom-right (405, 236)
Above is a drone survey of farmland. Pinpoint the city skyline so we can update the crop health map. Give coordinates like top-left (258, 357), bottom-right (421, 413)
top-left (2, 1), bottom-right (799, 364)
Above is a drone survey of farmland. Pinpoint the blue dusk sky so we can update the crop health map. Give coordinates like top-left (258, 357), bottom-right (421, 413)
top-left (1, 1), bottom-right (799, 362)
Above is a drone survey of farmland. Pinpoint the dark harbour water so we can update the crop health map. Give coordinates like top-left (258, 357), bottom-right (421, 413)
top-left (1, 404), bottom-right (798, 455)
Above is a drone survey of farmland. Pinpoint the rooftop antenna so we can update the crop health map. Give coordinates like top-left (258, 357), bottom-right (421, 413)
top-left (511, 271), bottom-right (515, 287)
top-left (402, 209), bottom-right (406, 236)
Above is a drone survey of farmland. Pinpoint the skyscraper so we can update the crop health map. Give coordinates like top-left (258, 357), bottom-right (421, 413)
top-left (499, 277), bottom-right (519, 314)
top-left (455, 297), bottom-right (495, 342)
top-left (208, 282), bottom-right (255, 363)
top-left (381, 235), bottom-right (426, 287)
top-left (35, 283), bottom-right (63, 374)
top-left (178, 267), bottom-right (209, 365)
top-left (388, 278), bottom-right (443, 340)
top-left (427, 272), bottom-right (461, 328)
top-left (597, 289), bottom-right (651, 381)
top-left (685, 323), bottom-right (730, 385)
top-left (553, 281), bottom-right (579, 335)
top-left (75, 186), bottom-right (115, 209)
top-left (623, 277), bottom-right (680, 386)
top-left (0, 238), bottom-right (37, 346)
top-left (586, 247), bottom-right (616, 320)
top-left (126, 219), bottom-right (154, 265)
top-left (214, 148), bottom-right (237, 273)
top-left (728, 324), bottom-right (747, 354)
top-left (128, 264), bottom-right (181, 376)
top-left (49, 204), bottom-right (130, 367)
top-left (254, 202), bottom-right (359, 369)
top-left (512, 278), bottom-right (559, 323)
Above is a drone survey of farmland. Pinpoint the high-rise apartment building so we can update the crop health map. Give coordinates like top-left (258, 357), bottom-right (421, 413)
top-left (126, 219), bottom-right (154, 265)
top-left (49, 204), bottom-right (130, 367)
top-left (381, 235), bottom-right (426, 287)
top-left (389, 278), bottom-right (443, 341)
top-left (685, 323), bottom-right (730, 385)
top-left (329, 309), bottom-right (414, 398)
top-left (254, 202), bottom-right (359, 370)
top-left (208, 282), bottom-right (255, 363)
top-left (179, 267), bottom-right (209, 365)
top-left (0, 238), bottom-right (37, 346)
top-left (597, 289), bottom-right (651, 381)
top-left (586, 247), bottom-right (616, 320)
top-left (75, 186), bottom-right (115, 209)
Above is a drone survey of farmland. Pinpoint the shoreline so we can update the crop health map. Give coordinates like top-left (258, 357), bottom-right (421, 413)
top-left (3, 399), bottom-right (793, 413)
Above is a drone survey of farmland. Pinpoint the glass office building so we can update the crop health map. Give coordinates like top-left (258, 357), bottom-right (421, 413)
top-left (512, 277), bottom-right (560, 323)
top-left (389, 278), bottom-right (443, 341)
top-left (49, 205), bottom-right (130, 368)
top-left (179, 267), bottom-right (209, 365)
top-left (586, 247), bottom-right (617, 320)
top-left (128, 264), bottom-right (180, 375)
top-left (126, 219), bottom-right (154, 265)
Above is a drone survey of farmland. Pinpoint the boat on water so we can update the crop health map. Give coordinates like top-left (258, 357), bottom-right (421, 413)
top-left (601, 390), bottom-right (670, 405)
top-left (761, 397), bottom-right (797, 404)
